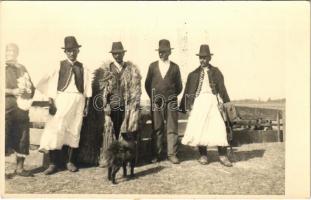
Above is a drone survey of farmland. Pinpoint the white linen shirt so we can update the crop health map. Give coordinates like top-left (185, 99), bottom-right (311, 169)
top-left (158, 59), bottom-right (170, 78)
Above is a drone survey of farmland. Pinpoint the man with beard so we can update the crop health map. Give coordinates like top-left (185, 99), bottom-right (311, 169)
top-left (145, 39), bottom-right (183, 164)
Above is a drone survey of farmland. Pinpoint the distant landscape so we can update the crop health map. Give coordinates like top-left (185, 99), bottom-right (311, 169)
top-left (231, 98), bottom-right (285, 110)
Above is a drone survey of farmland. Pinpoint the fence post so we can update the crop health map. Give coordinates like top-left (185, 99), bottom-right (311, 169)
top-left (276, 110), bottom-right (281, 142)
top-left (282, 109), bottom-right (286, 142)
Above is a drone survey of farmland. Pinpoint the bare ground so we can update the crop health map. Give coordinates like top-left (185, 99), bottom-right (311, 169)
top-left (5, 142), bottom-right (284, 195)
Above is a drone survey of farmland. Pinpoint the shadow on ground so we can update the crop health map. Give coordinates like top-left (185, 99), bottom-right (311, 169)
top-left (178, 145), bottom-right (265, 164)
top-left (113, 165), bottom-right (165, 184)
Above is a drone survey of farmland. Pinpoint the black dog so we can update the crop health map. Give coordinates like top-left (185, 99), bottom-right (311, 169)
top-left (106, 140), bottom-right (136, 184)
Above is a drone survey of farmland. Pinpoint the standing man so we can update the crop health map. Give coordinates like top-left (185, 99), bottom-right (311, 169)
top-left (37, 36), bottom-right (93, 174)
top-left (145, 39), bottom-right (183, 164)
top-left (5, 43), bottom-right (35, 177)
top-left (102, 41), bottom-right (141, 143)
top-left (179, 44), bottom-right (232, 167)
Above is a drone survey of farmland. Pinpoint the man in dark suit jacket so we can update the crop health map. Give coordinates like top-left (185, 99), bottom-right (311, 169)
top-left (145, 39), bottom-right (183, 164)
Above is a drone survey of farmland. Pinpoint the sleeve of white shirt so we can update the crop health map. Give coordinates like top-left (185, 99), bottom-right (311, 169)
top-left (84, 67), bottom-right (94, 98)
top-left (36, 65), bottom-right (59, 99)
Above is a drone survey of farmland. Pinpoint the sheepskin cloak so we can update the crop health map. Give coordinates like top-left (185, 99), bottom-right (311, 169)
top-left (77, 61), bottom-right (141, 165)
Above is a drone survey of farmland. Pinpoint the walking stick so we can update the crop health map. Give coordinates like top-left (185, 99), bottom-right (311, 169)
top-left (215, 94), bottom-right (235, 161)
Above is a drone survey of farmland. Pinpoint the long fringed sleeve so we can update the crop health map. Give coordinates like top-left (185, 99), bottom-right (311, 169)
top-left (36, 66), bottom-right (59, 100)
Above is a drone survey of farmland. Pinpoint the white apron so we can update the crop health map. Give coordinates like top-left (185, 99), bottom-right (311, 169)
top-left (39, 91), bottom-right (85, 151)
top-left (37, 62), bottom-right (93, 151)
top-left (181, 68), bottom-right (228, 147)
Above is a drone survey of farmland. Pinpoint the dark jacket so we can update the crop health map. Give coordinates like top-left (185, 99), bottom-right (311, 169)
top-left (179, 65), bottom-right (230, 112)
top-left (57, 60), bottom-right (84, 93)
top-left (5, 63), bottom-right (35, 113)
top-left (145, 61), bottom-right (183, 103)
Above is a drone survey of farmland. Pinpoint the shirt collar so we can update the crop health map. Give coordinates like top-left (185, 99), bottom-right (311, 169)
top-left (200, 64), bottom-right (211, 71)
top-left (67, 59), bottom-right (77, 65)
top-left (159, 59), bottom-right (170, 65)
top-left (113, 61), bottom-right (125, 71)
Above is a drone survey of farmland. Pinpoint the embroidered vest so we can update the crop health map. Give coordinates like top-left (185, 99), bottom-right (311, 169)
top-left (57, 60), bottom-right (84, 93)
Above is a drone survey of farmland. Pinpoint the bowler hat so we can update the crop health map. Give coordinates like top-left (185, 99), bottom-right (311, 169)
top-left (109, 42), bottom-right (126, 53)
top-left (61, 36), bottom-right (81, 49)
top-left (156, 39), bottom-right (173, 51)
top-left (196, 44), bottom-right (213, 56)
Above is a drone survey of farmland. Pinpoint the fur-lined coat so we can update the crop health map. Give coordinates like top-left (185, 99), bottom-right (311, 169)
top-left (99, 61), bottom-right (142, 134)
top-left (77, 60), bottom-right (141, 165)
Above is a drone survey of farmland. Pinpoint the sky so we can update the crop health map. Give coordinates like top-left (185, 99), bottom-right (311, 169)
top-left (1, 1), bottom-right (309, 101)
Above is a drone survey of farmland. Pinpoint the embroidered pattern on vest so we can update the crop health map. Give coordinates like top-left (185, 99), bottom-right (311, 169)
top-left (58, 64), bottom-right (73, 92)
top-left (195, 67), bottom-right (205, 97)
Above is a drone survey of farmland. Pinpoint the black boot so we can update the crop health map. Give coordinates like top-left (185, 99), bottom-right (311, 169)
top-left (218, 146), bottom-right (232, 167)
top-left (198, 146), bottom-right (208, 165)
top-left (67, 147), bottom-right (78, 172)
top-left (44, 150), bottom-right (58, 175)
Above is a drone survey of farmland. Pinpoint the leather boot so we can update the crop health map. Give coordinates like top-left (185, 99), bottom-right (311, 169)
top-left (67, 147), bottom-right (78, 172)
top-left (44, 150), bottom-right (58, 175)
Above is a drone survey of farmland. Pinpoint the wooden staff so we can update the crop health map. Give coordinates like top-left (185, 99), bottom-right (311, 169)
top-left (215, 93), bottom-right (235, 159)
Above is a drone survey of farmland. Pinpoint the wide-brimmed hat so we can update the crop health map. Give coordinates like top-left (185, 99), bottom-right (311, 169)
top-left (61, 36), bottom-right (82, 49)
top-left (196, 44), bottom-right (213, 56)
top-left (156, 39), bottom-right (174, 51)
top-left (109, 42), bottom-right (126, 53)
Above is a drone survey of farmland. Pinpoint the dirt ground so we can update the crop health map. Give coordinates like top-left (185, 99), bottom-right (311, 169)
top-left (5, 142), bottom-right (284, 195)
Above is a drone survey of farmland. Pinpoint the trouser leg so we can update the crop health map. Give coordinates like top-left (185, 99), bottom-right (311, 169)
top-left (198, 146), bottom-right (207, 156)
top-left (49, 150), bottom-right (59, 166)
top-left (110, 106), bottom-right (125, 140)
top-left (68, 147), bottom-right (77, 164)
top-left (16, 156), bottom-right (25, 172)
top-left (67, 147), bottom-right (78, 172)
top-left (166, 101), bottom-right (179, 157)
top-left (13, 108), bottom-right (30, 155)
top-left (217, 146), bottom-right (228, 156)
top-left (5, 111), bottom-right (13, 156)
top-left (151, 107), bottom-right (164, 159)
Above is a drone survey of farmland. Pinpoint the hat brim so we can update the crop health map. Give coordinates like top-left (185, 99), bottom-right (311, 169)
top-left (196, 53), bottom-right (213, 56)
top-left (155, 48), bottom-right (174, 51)
top-left (109, 50), bottom-right (127, 53)
top-left (61, 45), bottom-right (82, 49)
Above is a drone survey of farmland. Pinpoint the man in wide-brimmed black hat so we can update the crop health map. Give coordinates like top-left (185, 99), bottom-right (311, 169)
top-left (36, 36), bottom-right (93, 174)
top-left (93, 42), bottom-right (141, 159)
top-left (145, 39), bottom-right (183, 164)
top-left (179, 44), bottom-right (232, 167)
top-left (105, 42), bottom-right (142, 142)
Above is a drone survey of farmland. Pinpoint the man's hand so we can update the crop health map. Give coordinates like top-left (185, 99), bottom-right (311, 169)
top-left (11, 88), bottom-right (25, 96)
top-left (48, 98), bottom-right (57, 115)
top-left (83, 107), bottom-right (89, 117)
top-left (218, 102), bottom-right (224, 112)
